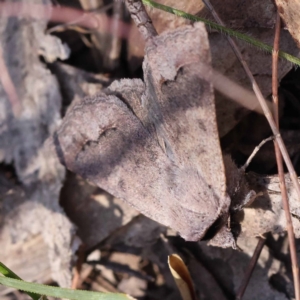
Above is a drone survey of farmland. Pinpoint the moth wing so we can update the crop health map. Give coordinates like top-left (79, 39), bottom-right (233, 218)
top-left (55, 23), bottom-right (231, 242)
top-left (142, 23), bottom-right (231, 240)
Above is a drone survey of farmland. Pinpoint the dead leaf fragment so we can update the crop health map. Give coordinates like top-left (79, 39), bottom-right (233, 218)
top-left (237, 173), bottom-right (300, 239)
top-left (275, 0), bottom-right (300, 48)
top-left (168, 254), bottom-right (196, 300)
top-left (0, 0), bottom-right (74, 287)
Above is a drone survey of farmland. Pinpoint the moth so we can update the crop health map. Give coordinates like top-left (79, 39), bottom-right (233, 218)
top-left (53, 23), bottom-right (250, 248)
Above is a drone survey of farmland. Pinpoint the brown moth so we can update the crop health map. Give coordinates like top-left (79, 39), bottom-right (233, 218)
top-left (53, 23), bottom-right (239, 247)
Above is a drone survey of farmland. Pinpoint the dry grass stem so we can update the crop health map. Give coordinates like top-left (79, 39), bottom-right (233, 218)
top-left (108, 0), bottom-right (123, 65)
top-left (202, 0), bottom-right (300, 233)
top-left (271, 12), bottom-right (300, 300)
top-left (235, 236), bottom-right (266, 299)
top-left (203, 1), bottom-right (300, 298)
top-left (71, 245), bottom-right (86, 290)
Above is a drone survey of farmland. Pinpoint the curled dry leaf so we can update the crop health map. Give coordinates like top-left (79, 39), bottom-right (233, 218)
top-left (168, 254), bottom-right (196, 300)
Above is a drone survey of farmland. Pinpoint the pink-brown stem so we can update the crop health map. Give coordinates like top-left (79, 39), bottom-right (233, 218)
top-left (202, 0), bottom-right (300, 207)
top-left (235, 236), bottom-right (266, 299)
top-left (272, 12), bottom-right (300, 300)
top-left (0, 2), bottom-right (131, 40)
top-left (0, 45), bottom-right (21, 116)
top-left (203, 0), bottom-right (300, 298)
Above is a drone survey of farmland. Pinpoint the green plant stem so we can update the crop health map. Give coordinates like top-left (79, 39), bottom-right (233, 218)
top-left (0, 262), bottom-right (41, 300)
top-left (0, 276), bottom-right (134, 300)
top-left (142, 0), bottom-right (300, 67)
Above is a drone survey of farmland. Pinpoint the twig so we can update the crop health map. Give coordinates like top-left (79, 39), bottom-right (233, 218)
top-left (202, 0), bottom-right (300, 237)
top-left (209, 68), bottom-right (271, 115)
top-left (125, 0), bottom-right (157, 41)
top-left (271, 13), bottom-right (300, 300)
top-left (47, 2), bottom-right (114, 34)
top-left (0, 2), bottom-right (131, 40)
top-left (71, 244), bottom-right (86, 289)
top-left (241, 136), bottom-right (274, 171)
top-left (107, 0), bottom-right (123, 69)
top-left (235, 236), bottom-right (266, 299)
top-left (202, 1), bottom-right (300, 298)
top-left (272, 16), bottom-right (281, 126)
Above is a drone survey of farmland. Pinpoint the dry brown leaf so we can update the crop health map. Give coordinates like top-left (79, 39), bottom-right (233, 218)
top-left (0, 0), bottom-right (74, 287)
top-left (275, 0), bottom-right (300, 48)
top-left (146, 0), bottom-right (204, 33)
top-left (168, 254), bottom-right (196, 300)
top-left (238, 173), bottom-right (300, 240)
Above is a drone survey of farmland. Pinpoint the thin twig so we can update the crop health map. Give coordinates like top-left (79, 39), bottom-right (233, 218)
top-left (125, 0), bottom-right (157, 41)
top-left (235, 236), bottom-right (266, 299)
top-left (209, 68), bottom-right (271, 114)
top-left (107, 0), bottom-right (123, 69)
top-left (272, 16), bottom-right (281, 126)
top-left (71, 244), bottom-right (86, 289)
top-left (202, 0), bottom-right (300, 233)
top-left (241, 136), bottom-right (274, 171)
top-left (202, 1), bottom-right (300, 298)
top-left (271, 13), bottom-right (300, 300)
